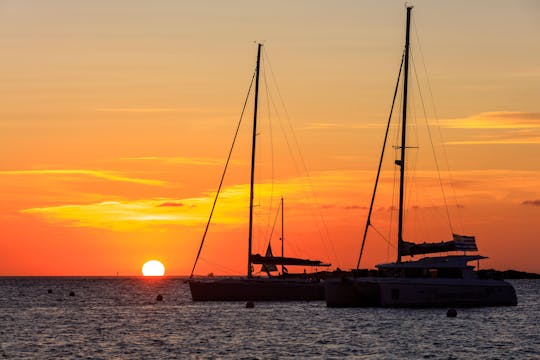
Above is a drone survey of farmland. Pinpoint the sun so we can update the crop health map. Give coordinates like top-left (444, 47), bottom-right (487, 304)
top-left (142, 260), bottom-right (165, 276)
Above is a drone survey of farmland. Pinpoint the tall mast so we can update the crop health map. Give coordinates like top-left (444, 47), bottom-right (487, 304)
top-left (397, 6), bottom-right (412, 263)
top-left (248, 43), bottom-right (262, 278)
top-left (281, 197), bottom-right (284, 273)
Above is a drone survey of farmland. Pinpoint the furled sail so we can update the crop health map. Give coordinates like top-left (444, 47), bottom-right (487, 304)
top-left (401, 234), bottom-right (478, 256)
top-left (251, 254), bottom-right (330, 267)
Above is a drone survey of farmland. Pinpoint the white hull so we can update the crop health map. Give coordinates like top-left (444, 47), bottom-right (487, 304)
top-left (325, 277), bottom-right (517, 307)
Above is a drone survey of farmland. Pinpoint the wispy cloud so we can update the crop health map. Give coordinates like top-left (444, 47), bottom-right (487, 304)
top-left (158, 202), bottom-right (184, 207)
top-left (22, 198), bottom-right (212, 231)
top-left (0, 169), bottom-right (166, 186)
top-left (446, 137), bottom-right (540, 145)
top-left (522, 199), bottom-right (540, 207)
top-left (344, 205), bottom-right (368, 210)
top-left (95, 107), bottom-right (209, 113)
top-left (441, 111), bottom-right (540, 129)
top-left (441, 111), bottom-right (540, 145)
top-left (120, 156), bottom-right (226, 166)
top-left (18, 169), bottom-right (540, 231)
top-left (304, 122), bottom-right (383, 130)
top-left (19, 174), bottom-right (335, 231)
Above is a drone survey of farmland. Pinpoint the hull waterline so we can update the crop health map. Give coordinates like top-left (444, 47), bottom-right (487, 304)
top-left (189, 278), bottom-right (325, 301)
top-left (325, 277), bottom-right (517, 307)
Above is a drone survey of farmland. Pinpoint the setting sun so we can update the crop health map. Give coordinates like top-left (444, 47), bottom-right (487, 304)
top-left (142, 260), bottom-right (165, 276)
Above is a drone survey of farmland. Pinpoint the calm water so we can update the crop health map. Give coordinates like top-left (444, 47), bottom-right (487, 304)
top-left (0, 278), bottom-right (537, 359)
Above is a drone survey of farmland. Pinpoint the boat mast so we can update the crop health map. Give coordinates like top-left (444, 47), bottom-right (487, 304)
top-left (397, 6), bottom-right (412, 263)
top-left (281, 197), bottom-right (284, 274)
top-left (248, 43), bottom-right (262, 278)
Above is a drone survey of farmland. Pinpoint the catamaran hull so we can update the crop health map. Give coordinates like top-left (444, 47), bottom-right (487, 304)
top-left (189, 278), bottom-right (325, 301)
top-left (325, 277), bottom-right (517, 307)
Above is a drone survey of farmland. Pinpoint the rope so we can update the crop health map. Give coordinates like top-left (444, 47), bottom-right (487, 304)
top-left (264, 49), bottom-right (339, 265)
top-left (413, 20), bottom-right (464, 233)
top-left (371, 224), bottom-right (396, 250)
top-left (261, 55), bottom-right (276, 248)
top-left (266, 199), bottom-right (281, 249)
top-left (189, 72), bottom-right (256, 278)
top-left (388, 73), bottom-right (405, 262)
top-left (410, 52), bottom-right (454, 234)
top-left (356, 52), bottom-right (404, 269)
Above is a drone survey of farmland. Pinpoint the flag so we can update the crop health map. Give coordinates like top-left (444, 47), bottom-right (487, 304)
top-left (453, 234), bottom-right (478, 251)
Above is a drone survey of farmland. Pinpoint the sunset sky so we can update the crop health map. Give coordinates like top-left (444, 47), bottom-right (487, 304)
top-left (1, 1), bottom-right (539, 275)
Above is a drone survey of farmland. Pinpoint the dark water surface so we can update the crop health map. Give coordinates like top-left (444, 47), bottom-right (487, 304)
top-left (0, 277), bottom-right (538, 359)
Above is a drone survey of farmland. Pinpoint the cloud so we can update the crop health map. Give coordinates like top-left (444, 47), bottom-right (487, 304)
top-left (440, 111), bottom-right (540, 145)
top-left (522, 199), bottom-right (540, 207)
top-left (18, 173), bottom-right (348, 231)
top-left (344, 205), bottom-right (368, 210)
top-left (441, 111), bottom-right (540, 129)
top-left (120, 156), bottom-right (225, 166)
top-left (0, 169), bottom-right (166, 186)
top-left (18, 169), bottom-right (540, 231)
top-left (158, 202), bottom-right (184, 207)
top-left (447, 139), bottom-right (540, 145)
top-left (95, 107), bottom-right (208, 113)
top-left (304, 122), bottom-right (383, 130)
top-left (22, 198), bottom-right (217, 231)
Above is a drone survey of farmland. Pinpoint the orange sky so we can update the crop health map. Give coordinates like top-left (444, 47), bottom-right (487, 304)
top-left (1, 1), bottom-right (539, 275)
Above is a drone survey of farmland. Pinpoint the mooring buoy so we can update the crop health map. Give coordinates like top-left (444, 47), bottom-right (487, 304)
top-left (69, 291), bottom-right (75, 297)
top-left (47, 289), bottom-right (53, 294)
top-left (246, 301), bottom-right (254, 308)
top-left (156, 294), bottom-right (163, 301)
top-left (447, 308), bottom-right (457, 317)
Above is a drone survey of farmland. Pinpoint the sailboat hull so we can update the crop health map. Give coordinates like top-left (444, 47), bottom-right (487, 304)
top-left (189, 278), bottom-right (325, 301)
top-left (325, 277), bottom-right (517, 307)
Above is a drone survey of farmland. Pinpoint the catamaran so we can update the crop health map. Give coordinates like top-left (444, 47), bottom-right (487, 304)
top-left (325, 6), bottom-right (517, 307)
top-left (188, 44), bottom-right (331, 301)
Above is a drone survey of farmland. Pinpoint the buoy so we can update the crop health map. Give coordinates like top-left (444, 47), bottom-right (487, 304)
top-left (246, 301), bottom-right (254, 308)
top-left (156, 294), bottom-right (163, 301)
top-left (447, 308), bottom-right (457, 317)
top-left (69, 291), bottom-right (75, 297)
top-left (47, 289), bottom-right (53, 294)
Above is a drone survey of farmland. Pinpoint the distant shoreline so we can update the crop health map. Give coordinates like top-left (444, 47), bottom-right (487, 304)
top-left (1, 269), bottom-right (539, 279)
top-left (477, 269), bottom-right (540, 279)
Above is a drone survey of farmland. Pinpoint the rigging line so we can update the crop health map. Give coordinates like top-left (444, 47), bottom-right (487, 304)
top-left (264, 50), bottom-right (337, 264)
top-left (371, 224), bottom-right (396, 249)
top-left (411, 52), bottom-right (454, 234)
top-left (356, 52), bottom-right (405, 269)
top-left (263, 68), bottom-right (317, 259)
top-left (261, 54), bottom-right (276, 247)
top-left (262, 49), bottom-right (299, 170)
top-left (405, 86), bottom-right (420, 237)
top-left (264, 72), bottom-right (301, 176)
top-left (388, 70), bottom-right (404, 262)
top-left (389, 162), bottom-right (398, 262)
top-left (198, 257), bottom-right (238, 276)
top-left (413, 20), bottom-right (464, 233)
top-left (189, 72), bottom-right (256, 278)
top-left (406, 61), bottom-right (426, 230)
top-left (404, 86), bottom-right (417, 239)
top-left (268, 84), bottom-right (301, 174)
top-left (266, 89), bottom-right (321, 259)
top-left (266, 199), bottom-right (281, 249)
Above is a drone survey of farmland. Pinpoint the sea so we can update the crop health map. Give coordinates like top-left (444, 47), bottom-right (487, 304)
top-left (0, 278), bottom-right (538, 359)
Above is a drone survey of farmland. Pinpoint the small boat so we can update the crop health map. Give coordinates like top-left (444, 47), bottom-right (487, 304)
top-left (325, 6), bottom-right (517, 307)
top-left (188, 44), bottom-right (330, 301)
